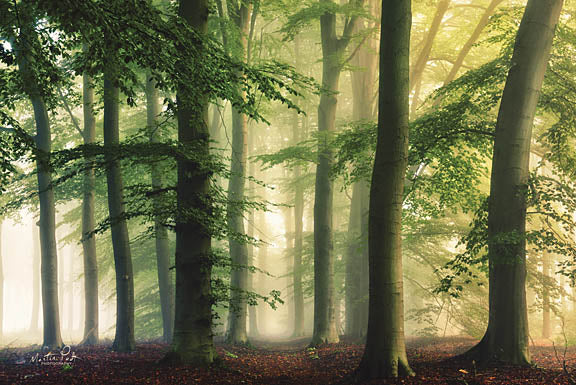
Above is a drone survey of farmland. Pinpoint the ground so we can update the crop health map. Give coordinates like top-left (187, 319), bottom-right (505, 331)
top-left (0, 337), bottom-right (575, 384)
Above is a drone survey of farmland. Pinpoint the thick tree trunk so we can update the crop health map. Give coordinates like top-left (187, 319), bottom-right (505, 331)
top-left (464, 0), bottom-right (562, 365)
top-left (103, 69), bottom-right (135, 353)
top-left (146, 75), bottom-right (175, 343)
top-left (81, 68), bottom-right (99, 345)
top-left (165, 0), bottom-right (215, 365)
top-left (542, 252), bottom-right (551, 339)
top-left (356, 0), bottom-right (413, 379)
top-left (30, 223), bottom-right (40, 332)
top-left (226, 1), bottom-right (251, 345)
top-left (16, 22), bottom-right (63, 349)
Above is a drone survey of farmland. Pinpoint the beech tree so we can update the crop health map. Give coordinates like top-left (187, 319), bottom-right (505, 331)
top-left (463, 0), bottom-right (563, 365)
top-left (356, 0), bottom-right (413, 378)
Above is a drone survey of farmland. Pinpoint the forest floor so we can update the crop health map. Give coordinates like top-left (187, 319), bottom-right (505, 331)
top-left (1, 336), bottom-right (575, 384)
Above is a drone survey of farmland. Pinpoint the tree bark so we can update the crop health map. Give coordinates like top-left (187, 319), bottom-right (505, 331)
top-left (146, 75), bottom-right (175, 343)
top-left (0, 220), bottom-right (3, 341)
top-left (311, 0), bottom-right (362, 346)
top-left (463, 0), bottom-right (563, 365)
top-left (30, 222), bottom-right (41, 332)
top-left (246, 134), bottom-right (259, 338)
top-left (356, 0), bottom-right (413, 379)
top-left (81, 65), bottom-right (99, 345)
top-left (226, 0), bottom-right (251, 345)
top-left (103, 69), bottom-right (135, 353)
top-left (345, 1), bottom-right (376, 339)
top-left (542, 251), bottom-right (551, 339)
top-left (164, 0), bottom-right (215, 365)
top-left (16, 19), bottom-right (63, 349)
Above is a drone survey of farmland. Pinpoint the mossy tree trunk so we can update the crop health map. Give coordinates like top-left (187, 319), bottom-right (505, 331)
top-left (356, 0), bottom-right (413, 379)
top-left (16, 14), bottom-right (63, 349)
top-left (165, 0), bottom-right (215, 365)
top-left (463, 0), bottom-right (562, 365)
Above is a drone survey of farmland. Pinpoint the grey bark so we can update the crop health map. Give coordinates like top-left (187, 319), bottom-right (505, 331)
top-left (103, 69), bottom-right (135, 353)
top-left (16, 18), bottom-right (63, 349)
top-left (30, 223), bottom-right (40, 332)
top-left (146, 75), bottom-right (175, 343)
top-left (226, 0), bottom-right (251, 345)
top-left (464, 0), bottom-right (563, 365)
top-left (81, 67), bottom-right (99, 345)
top-left (164, 0), bottom-right (215, 365)
top-left (357, 0), bottom-right (413, 378)
top-left (311, 0), bottom-right (362, 346)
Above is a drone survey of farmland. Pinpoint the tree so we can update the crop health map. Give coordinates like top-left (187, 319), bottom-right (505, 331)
top-left (81, 51), bottom-right (99, 345)
top-left (164, 0), bottom-right (215, 365)
top-left (225, 0), bottom-right (252, 345)
top-left (311, 0), bottom-right (363, 346)
top-left (356, 0), bottom-right (413, 378)
top-left (146, 75), bottom-right (175, 344)
top-left (103, 65), bottom-right (136, 352)
top-left (464, 0), bottom-right (563, 365)
top-left (15, 8), bottom-right (63, 349)
top-left (344, 0), bottom-right (377, 340)
top-left (30, 222), bottom-right (40, 333)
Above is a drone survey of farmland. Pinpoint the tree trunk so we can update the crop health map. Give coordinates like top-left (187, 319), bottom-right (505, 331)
top-left (247, 134), bottom-right (259, 338)
top-left (164, 0), bottom-right (215, 365)
top-left (356, 0), bottom-right (413, 379)
top-left (292, 120), bottom-right (305, 338)
top-left (146, 75), bottom-right (175, 344)
top-left (30, 222), bottom-right (41, 332)
top-left (345, 3), bottom-right (377, 339)
top-left (0, 220), bottom-right (3, 341)
top-left (463, 0), bottom-right (562, 365)
top-left (81, 66), bottom-right (99, 345)
top-left (542, 252), bottom-right (551, 339)
top-left (16, 21), bottom-right (63, 349)
top-left (226, 1), bottom-right (251, 345)
top-left (311, 0), bottom-right (361, 346)
top-left (103, 69), bottom-right (135, 353)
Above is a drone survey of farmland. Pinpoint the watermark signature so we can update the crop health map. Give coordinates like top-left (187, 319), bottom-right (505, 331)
top-left (29, 345), bottom-right (81, 366)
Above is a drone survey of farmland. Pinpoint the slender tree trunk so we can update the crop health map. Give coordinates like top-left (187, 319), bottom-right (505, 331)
top-left (30, 223), bottom-right (40, 332)
top-left (442, 0), bottom-right (505, 86)
top-left (146, 75), bottom-right (175, 343)
top-left (345, 2), bottom-right (377, 339)
top-left (463, 0), bottom-right (562, 365)
top-left (81, 67), bottom-right (99, 345)
top-left (247, 134), bottom-right (259, 338)
top-left (0, 220), bottom-right (3, 341)
top-left (542, 252), bottom-right (551, 339)
top-left (410, 0), bottom-right (450, 115)
top-left (16, 20), bottom-right (63, 349)
top-left (356, 0), bottom-right (413, 378)
top-left (103, 68), bottom-right (135, 353)
top-left (164, 0), bottom-right (215, 365)
top-left (226, 1), bottom-right (251, 345)
top-left (67, 249), bottom-right (74, 331)
top-left (292, 118), bottom-right (305, 338)
top-left (311, 0), bottom-right (362, 346)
